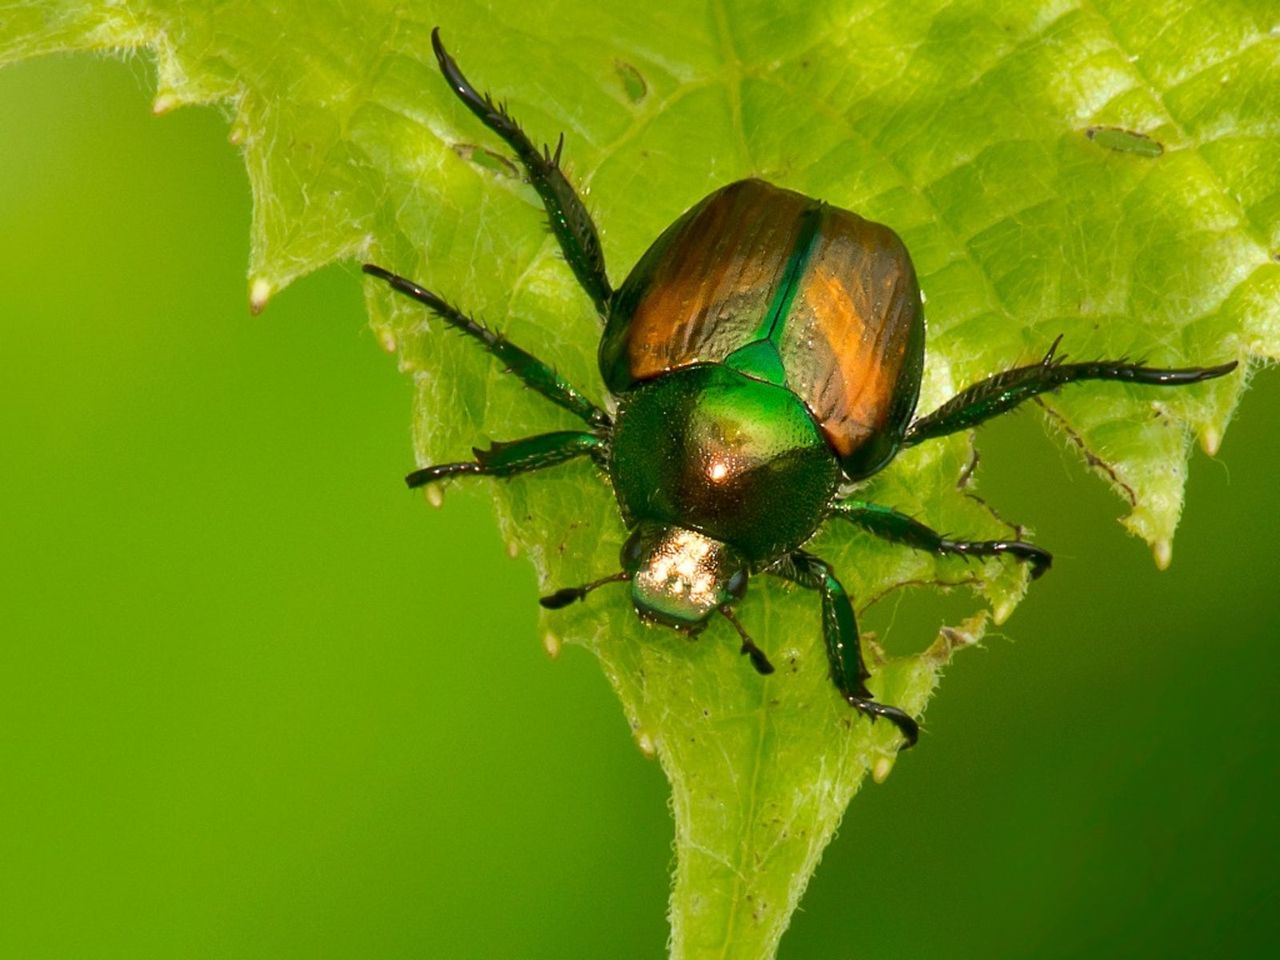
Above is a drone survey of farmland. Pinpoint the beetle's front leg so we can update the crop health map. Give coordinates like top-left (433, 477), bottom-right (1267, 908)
top-left (406, 431), bottom-right (604, 489)
top-left (769, 551), bottom-right (918, 749)
top-left (829, 500), bottom-right (1052, 579)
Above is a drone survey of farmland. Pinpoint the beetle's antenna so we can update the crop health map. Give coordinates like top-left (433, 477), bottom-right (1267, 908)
top-left (720, 606), bottom-right (775, 675)
top-left (539, 571), bottom-right (630, 609)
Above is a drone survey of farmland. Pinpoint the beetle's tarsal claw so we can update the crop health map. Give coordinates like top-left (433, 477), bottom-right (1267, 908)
top-left (742, 643), bottom-right (775, 675)
top-left (540, 571), bottom-right (629, 610)
top-left (998, 540), bottom-right (1053, 579)
top-left (1027, 547), bottom-right (1053, 579)
top-left (847, 696), bottom-right (919, 749)
top-left (719, 606), bottom-right (774, 675)
top-left (539, 587), bottom-right (584, 609)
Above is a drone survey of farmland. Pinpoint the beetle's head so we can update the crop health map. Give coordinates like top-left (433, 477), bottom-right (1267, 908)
top-left (538, 523), bottom-right (771, 674)
top-left (621, 523), bottom-right (748, 630)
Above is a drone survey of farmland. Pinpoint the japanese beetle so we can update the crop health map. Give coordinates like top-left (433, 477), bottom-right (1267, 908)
top-left (363, 29), bottom-right (1237, 749)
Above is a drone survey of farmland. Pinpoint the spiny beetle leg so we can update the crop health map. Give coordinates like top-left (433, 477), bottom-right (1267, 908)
top-left (769, 551), bottom-right (919, 749)
top-left (406, 431), bottom-right (603, 489)
top-left (431, 28), bottom-right (613, 316)
top-left (363, 264), bottom-right (609, 429)
top-left (830, 500), bottom-right (1052, 580)
top-left (904, 336), bottom-right (1238, 447)
top-left (844, 697), bottom-right (919, 742)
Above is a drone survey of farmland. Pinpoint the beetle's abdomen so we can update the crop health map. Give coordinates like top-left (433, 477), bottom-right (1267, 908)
top-left (610, 365), bottom-right (840, 563)
top-left (602, 178), bottom-right (925, 480)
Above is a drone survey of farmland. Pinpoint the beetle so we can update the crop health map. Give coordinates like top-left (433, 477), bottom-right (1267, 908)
top-left (363, 29), bottom-right (1237, 749)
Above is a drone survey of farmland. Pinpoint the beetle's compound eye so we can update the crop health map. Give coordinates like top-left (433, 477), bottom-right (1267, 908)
top-left (725, 568), bottom-right (748, 600)
top-left (629, 526), bottom-right (744, 627)
top-left (620, 528), bottom-right (647, 571)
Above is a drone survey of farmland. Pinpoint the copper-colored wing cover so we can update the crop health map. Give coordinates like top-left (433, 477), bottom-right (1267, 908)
top-left (601, 178), bottom-right (925, 477)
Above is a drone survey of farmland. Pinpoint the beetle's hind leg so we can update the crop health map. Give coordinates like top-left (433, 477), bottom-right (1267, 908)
top-left (431, 28), bottom-right (613, 316)
top-left (769, 551), bottom-right (918, 749)
top-left (363, 265), bottom-right (609, 429)
top-left (830, 500), bottom-right (1052, 580)
top-left (903, 336), bottom-right (1237, 447)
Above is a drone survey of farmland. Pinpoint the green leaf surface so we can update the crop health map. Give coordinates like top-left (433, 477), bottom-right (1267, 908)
top-left (4, 2), bottom-right (1275, 957)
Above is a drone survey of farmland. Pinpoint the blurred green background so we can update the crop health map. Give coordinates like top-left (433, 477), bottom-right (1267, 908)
top-left (1, 54), bottom-right (1275, 959)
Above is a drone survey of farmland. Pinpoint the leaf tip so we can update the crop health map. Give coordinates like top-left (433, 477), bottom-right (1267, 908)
top-left (424, 485), bottom-right (445, 508)
top-left (248, 277), bottom-right (272, 314)
top-left (1199, 427), bottom-right (1222, 457)
top-left (1153, 539), bottom-right (1173, 570)
top-left (871, 754), bottom-right (895, 784)
top-left (151, 91), bottom-right (181, 116)
top-left (543, 631), bottom-right (562, 660)
top-left (927, 612), bottom-right (990, 666)
top-left (634, 728), bottom-right (657, 759)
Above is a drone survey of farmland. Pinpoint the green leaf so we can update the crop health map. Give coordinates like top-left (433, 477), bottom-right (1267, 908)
top-left (4, 2), bottom-right (1275, 957)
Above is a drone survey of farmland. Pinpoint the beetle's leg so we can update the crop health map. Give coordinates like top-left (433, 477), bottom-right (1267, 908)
top-left (769, 551), bottom-right (918, 749)
top-left (432, 28), bottom-right (612, 316)
top-left (719, 605), bottom-right (776, 675)
top-left (539, 571), bottom-right (629, 609)
top-left (364, 265), bottom-right (609, 429)
top-left (406, 430), bottom-right (604, 489)
top-left (903, 336), bottom-right (1237, 447)
top-left (830, 501), bottom-right (1052, 580)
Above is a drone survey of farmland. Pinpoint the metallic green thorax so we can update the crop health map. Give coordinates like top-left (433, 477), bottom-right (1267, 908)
top-left (610, 365), bottom-right (841, 564)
